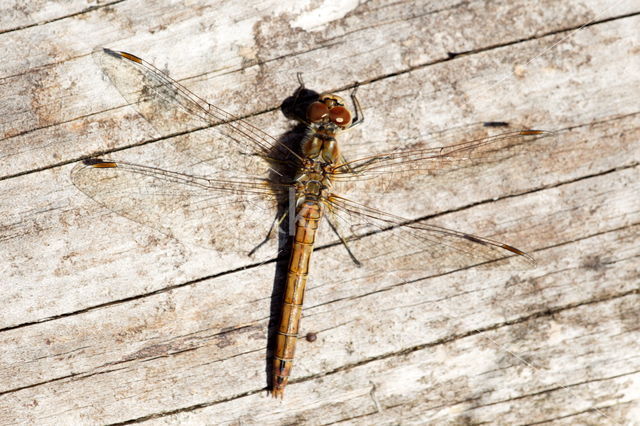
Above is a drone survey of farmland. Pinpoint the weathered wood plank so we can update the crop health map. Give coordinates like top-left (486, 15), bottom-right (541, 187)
top-left (1, 163), bottom-right (638, 423)
top-left (0, 0), bottom-right (638, 424)
top-left (1, 0), bottom-right (636, 176)
top-left (139, 281), bottom-right (640, 425)
top-left (2, 13), bottom-right (638, 326)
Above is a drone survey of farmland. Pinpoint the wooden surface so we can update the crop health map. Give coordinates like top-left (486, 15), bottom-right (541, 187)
top-left (1, 0), bottom-right (639, 424)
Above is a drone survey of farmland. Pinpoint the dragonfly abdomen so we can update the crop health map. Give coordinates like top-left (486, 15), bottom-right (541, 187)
top-left (272, 200), bottom-right (323, 398)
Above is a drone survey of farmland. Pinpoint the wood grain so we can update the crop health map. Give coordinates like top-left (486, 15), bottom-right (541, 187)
top-left (1, 0), bottom-right (638, 424)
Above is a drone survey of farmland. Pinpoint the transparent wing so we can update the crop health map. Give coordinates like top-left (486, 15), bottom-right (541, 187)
top-left (324, 193), bottom-right (535, 275)
top-left (77, 48), bottom-right (304, 253)
top-left (93, 48), bottom-right (299, 162)
top-left (72, 158), bottom-right (288, 254)
top-left (325, 125), bottom-right (547, 271)
top-left (334, 125), bottom-right (551, 182)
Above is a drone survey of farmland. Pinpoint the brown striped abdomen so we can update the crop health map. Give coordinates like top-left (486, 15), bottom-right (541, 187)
top-left (271, 201), bottom-right (323, 398)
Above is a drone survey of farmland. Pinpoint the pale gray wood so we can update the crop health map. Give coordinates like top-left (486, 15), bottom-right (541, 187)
top-left (0, 0), bottom-right (638, 424)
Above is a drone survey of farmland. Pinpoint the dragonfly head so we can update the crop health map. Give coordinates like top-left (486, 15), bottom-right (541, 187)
top-left (307, 94), bottom-right (353, 129)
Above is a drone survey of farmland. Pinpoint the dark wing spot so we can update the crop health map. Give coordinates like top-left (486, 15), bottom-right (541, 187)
top-left (484, 121), bottom-right (510, 127)
top-left (462, 234), bottom-right (488, 246)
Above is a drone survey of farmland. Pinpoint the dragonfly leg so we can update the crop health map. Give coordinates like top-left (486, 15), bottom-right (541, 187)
top-left (349, 82), bottom-right (364, 128)
top-left (248, 211), bottom-right (288, 256)
top-left (284, 72), bottom-right (316, 125)
top-left (296, 72), bottom-right (306, 89)
top-left (337, 153), bottom-right (357, 175)
top-left (325, 214), bottom-right (362, 267)
top-left (274, 210), bottom-right (290, 237)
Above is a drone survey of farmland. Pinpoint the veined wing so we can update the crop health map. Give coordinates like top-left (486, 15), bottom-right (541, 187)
top-left (72, 158), bottom-right (288, 254)
top-left (325, 193), bottom-right (535, 274)
top-left (333, 125), bottom-right (550, 181)
top-left (94, 48), bottom-right (299, 162)
top-left (80, 49), bottom-right (302, 253)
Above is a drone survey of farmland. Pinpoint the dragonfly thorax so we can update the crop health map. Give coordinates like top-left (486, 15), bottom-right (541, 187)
top-left (294, 158), bottom-right (334, 204)
top-left (302, 133), bottom-right (341, 163)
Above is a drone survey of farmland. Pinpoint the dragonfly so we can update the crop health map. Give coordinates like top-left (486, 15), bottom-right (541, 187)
top-left (72, 48), bottom-right (546, 398)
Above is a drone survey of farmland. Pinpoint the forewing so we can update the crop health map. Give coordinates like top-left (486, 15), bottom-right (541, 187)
top-left (93, 48), bottom-right (295, 161)
top-left (80, 48), bottom-right (301, 254)
top-left (335, 124), bottom-right (550, 182)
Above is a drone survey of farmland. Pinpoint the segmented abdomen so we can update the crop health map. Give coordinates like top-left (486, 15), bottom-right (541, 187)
top-left (272, 201), bottom-right (323, 398)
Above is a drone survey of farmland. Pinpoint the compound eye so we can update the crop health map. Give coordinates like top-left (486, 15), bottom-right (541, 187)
top-left (307, 102), bottom-right (330, 122)
top-left (329, 106), bottom-right (351, 127)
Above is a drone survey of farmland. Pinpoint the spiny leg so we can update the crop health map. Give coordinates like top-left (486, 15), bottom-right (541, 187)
top-left (325, 213), bottom-right (362, 267)
top-left (349, 82), bottom-right (364, 128)
top-left (248, 211), bottom-right (289, 256)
